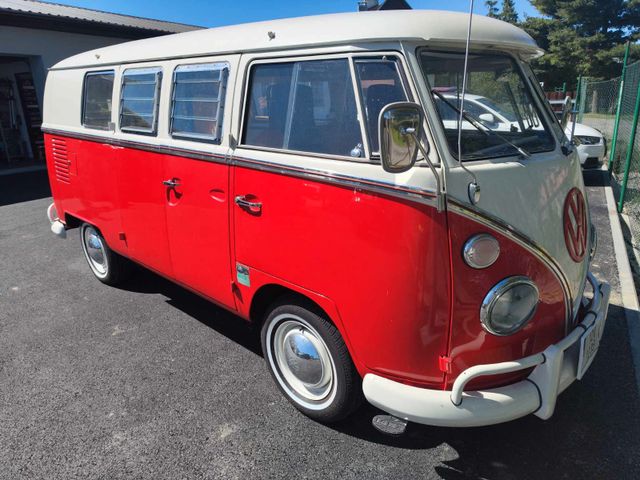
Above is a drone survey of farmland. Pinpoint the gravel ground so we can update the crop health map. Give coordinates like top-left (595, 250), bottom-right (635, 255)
top-left (0, 171), bottom-right (638, 479)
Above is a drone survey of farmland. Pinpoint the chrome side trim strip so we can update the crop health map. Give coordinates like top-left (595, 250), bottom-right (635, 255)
top-left (43, 128), bottom-right (227, 164)
top-left (448, 199), bottom-right (572, 331)
top-left (232, 156), bottom-right (438, 206)
top-left (42, 128), bottom-right (439, 207)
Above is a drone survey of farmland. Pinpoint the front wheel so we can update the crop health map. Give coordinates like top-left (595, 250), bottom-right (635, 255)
top-left (80, 223), bottom-right (131, 286)
top-left (261, 299), bottom-right (363, 423)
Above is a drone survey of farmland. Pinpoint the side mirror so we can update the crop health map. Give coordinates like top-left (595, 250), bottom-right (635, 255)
top-left (478, 112), bottom-right (496, 125)
top-left (378, 102), bottom-right (424, 174)
top-left (559, 95), bottom-right (572, 130)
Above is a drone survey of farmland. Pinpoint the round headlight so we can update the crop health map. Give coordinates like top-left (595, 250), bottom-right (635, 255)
top-left (463, 233), bottom-right (500, 269)
top-left (480, 276), bottom-right (539, 336)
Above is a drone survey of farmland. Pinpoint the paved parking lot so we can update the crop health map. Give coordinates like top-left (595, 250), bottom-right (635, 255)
top-left (1, 171), bottom-right (639, 479)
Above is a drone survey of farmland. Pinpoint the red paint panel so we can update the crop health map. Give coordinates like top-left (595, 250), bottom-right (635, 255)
top-left (445, 211), bottom-right (567, 390)
top-left (44, 134), bottom-right (123, 250)
top-left (164, 156), bottom-right (235, 309)
top-left (44, 133), bottom-right (69, 217)
top-left (233, 164), bottom-right (451, 388)
top-left (115, 146), bottom-right (173, 276)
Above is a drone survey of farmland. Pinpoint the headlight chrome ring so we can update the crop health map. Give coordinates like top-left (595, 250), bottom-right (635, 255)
top-left (480, 276), bottom-right (539, 336)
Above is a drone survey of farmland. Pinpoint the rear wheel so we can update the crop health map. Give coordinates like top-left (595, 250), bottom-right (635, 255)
top-left (80, 223), bottom-right (131, 286)
top-left (261, 298), bottom-right (362, 423)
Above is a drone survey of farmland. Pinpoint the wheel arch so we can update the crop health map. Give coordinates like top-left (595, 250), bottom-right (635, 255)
top-left (250, 284), bottom-right (329, 326)
top-left (245, 279), bottom-right (364, 375)
top-left (64, 212), bottom-right (84, 229)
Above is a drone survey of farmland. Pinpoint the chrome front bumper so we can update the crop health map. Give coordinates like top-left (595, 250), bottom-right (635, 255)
top-left (362, 272), bottom-right (611, 427)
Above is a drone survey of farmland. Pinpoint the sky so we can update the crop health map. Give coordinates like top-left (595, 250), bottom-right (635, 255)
top-left (54, 0), bottom-right (540, 28)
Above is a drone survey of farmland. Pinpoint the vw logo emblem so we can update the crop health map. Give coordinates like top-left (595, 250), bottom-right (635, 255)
top-left (563, 187), bottom-right (588, 262)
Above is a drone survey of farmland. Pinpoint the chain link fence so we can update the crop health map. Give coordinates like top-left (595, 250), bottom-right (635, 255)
top-left (578, 61), bottom-right (640, 251)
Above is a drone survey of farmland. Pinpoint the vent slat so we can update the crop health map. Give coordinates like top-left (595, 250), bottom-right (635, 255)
top-left (50, 137), bottom-right (70, 183)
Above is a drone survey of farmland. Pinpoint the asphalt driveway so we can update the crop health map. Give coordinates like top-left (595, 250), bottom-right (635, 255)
top-left (0, 171), bottom-right (638, 479)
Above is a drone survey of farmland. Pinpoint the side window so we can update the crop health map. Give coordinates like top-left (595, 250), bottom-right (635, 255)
top-left (119, 67), bottom-right (161, 134)
top-left (242, 59), bottom-right (363, 157)
top-left (82, 71), bottom-right (114, 129)
top-left (170, 63), bottom-right (228, 143)
top-left (354, 58), bottom-right (408, 152)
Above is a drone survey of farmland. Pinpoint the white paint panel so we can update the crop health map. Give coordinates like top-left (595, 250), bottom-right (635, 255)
top-left (51, 11), bottom-right (542, 70)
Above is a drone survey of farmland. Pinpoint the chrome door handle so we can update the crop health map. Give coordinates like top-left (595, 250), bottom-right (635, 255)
top-left (235, 195), bottom-right (262, 214)
top-left (162, 178), bottom-right (181, 188)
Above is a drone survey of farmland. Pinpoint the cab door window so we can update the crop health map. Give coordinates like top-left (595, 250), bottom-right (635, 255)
top-left (242, 59), bottom-right (363, 157)
top-left (353, 58), bottom-right (409, 153)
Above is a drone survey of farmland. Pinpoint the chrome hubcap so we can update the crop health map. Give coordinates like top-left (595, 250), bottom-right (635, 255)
top-left (272, 319), bottom-right (334, 404)
top-left (83, 227), bottom-right (107, 276)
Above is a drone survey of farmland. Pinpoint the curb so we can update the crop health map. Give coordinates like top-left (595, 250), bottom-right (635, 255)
top-left (603, 180), bottom-right (640, 391)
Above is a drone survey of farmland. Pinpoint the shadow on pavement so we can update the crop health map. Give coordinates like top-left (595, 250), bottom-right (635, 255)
top-left (0, 170), bottom-right (51, 206)
top-left (582, 168), bottom-right (608, 187)
top-left (331, 304), bottom-right (640, 478)
top-left (118, 265), bottom-right (262, 356)
top-left (114, 260), bottom-right (640, 478)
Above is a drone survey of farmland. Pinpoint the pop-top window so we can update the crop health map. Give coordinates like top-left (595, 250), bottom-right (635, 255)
top-left (354, 58), bottom-right (408, 153)
top-left (170, 63), bottom-right (228, 143)
top-left (242, 59), bottom-right (363, 157)
top-left (120, 67), bottom-right (161, 134)
top-left (420, 51), bottom-right (555, 161)
top-left (82, 71), bottom-right (114, 129)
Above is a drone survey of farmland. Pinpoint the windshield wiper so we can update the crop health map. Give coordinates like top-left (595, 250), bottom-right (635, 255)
top-left (431, 90), bottom-right (531, 159)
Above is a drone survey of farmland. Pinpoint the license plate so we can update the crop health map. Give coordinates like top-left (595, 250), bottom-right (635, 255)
top-left (577, 313), bottom-right (605, 380)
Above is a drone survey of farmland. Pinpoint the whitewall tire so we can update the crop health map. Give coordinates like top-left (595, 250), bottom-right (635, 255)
top-left (80, 223), bottom-right (131, 286)
top-left (261, 298), bottom-right (362, 423)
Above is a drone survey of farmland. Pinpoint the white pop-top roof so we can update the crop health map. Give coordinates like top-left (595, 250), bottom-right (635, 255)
top-left (51, 10), bottom-right (542, 70)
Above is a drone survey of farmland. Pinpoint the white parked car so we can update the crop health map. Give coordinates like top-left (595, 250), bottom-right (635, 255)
top-left (435, 93), bottom-right (605, 168)
top-left (563, 122), bottom-right (606, 168)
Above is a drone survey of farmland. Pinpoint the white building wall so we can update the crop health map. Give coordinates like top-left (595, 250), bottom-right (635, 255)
top-left (0, 26), bottom-right (133, 161)
top-left (0, 25), bottom-right (132, 102)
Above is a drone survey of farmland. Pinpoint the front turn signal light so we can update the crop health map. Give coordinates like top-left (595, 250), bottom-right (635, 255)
top-left (463, 233), bottom-right (500, 269)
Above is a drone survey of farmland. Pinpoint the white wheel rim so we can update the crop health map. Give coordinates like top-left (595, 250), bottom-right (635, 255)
top-left (266, 314), bottom-right (337, 410)
top-left (81, 225), bottom-right (108, 278)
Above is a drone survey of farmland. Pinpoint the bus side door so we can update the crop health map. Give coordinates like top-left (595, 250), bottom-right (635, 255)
top-left (115, 66), bottom-right (173, 276)
top-left (162, 58), bottom-right (237, 310)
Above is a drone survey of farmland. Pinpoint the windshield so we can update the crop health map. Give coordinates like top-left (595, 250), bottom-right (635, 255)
top-left (420, 51), bottom-right (555, 161)
top-left (475, 97), bottom-right (517, 122)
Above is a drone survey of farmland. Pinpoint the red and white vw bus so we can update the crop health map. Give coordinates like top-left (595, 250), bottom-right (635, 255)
top-left (43, 10), bottom-right (609, 428)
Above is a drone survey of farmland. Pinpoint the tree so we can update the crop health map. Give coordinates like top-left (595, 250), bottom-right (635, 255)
top-left (520, 0), bottom-right (640, 89)
top-left (499, 0), bottom-right (518, 24)
top-left (485, 0), bottom-right (499, 18)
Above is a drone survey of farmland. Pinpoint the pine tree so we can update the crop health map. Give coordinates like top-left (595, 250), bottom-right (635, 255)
top-left (499, 0), bottom-right (518, 24)
top-left (485, 0), bottom-right (499, 18)
top-left (521, 0), bottom-right (640, 88)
